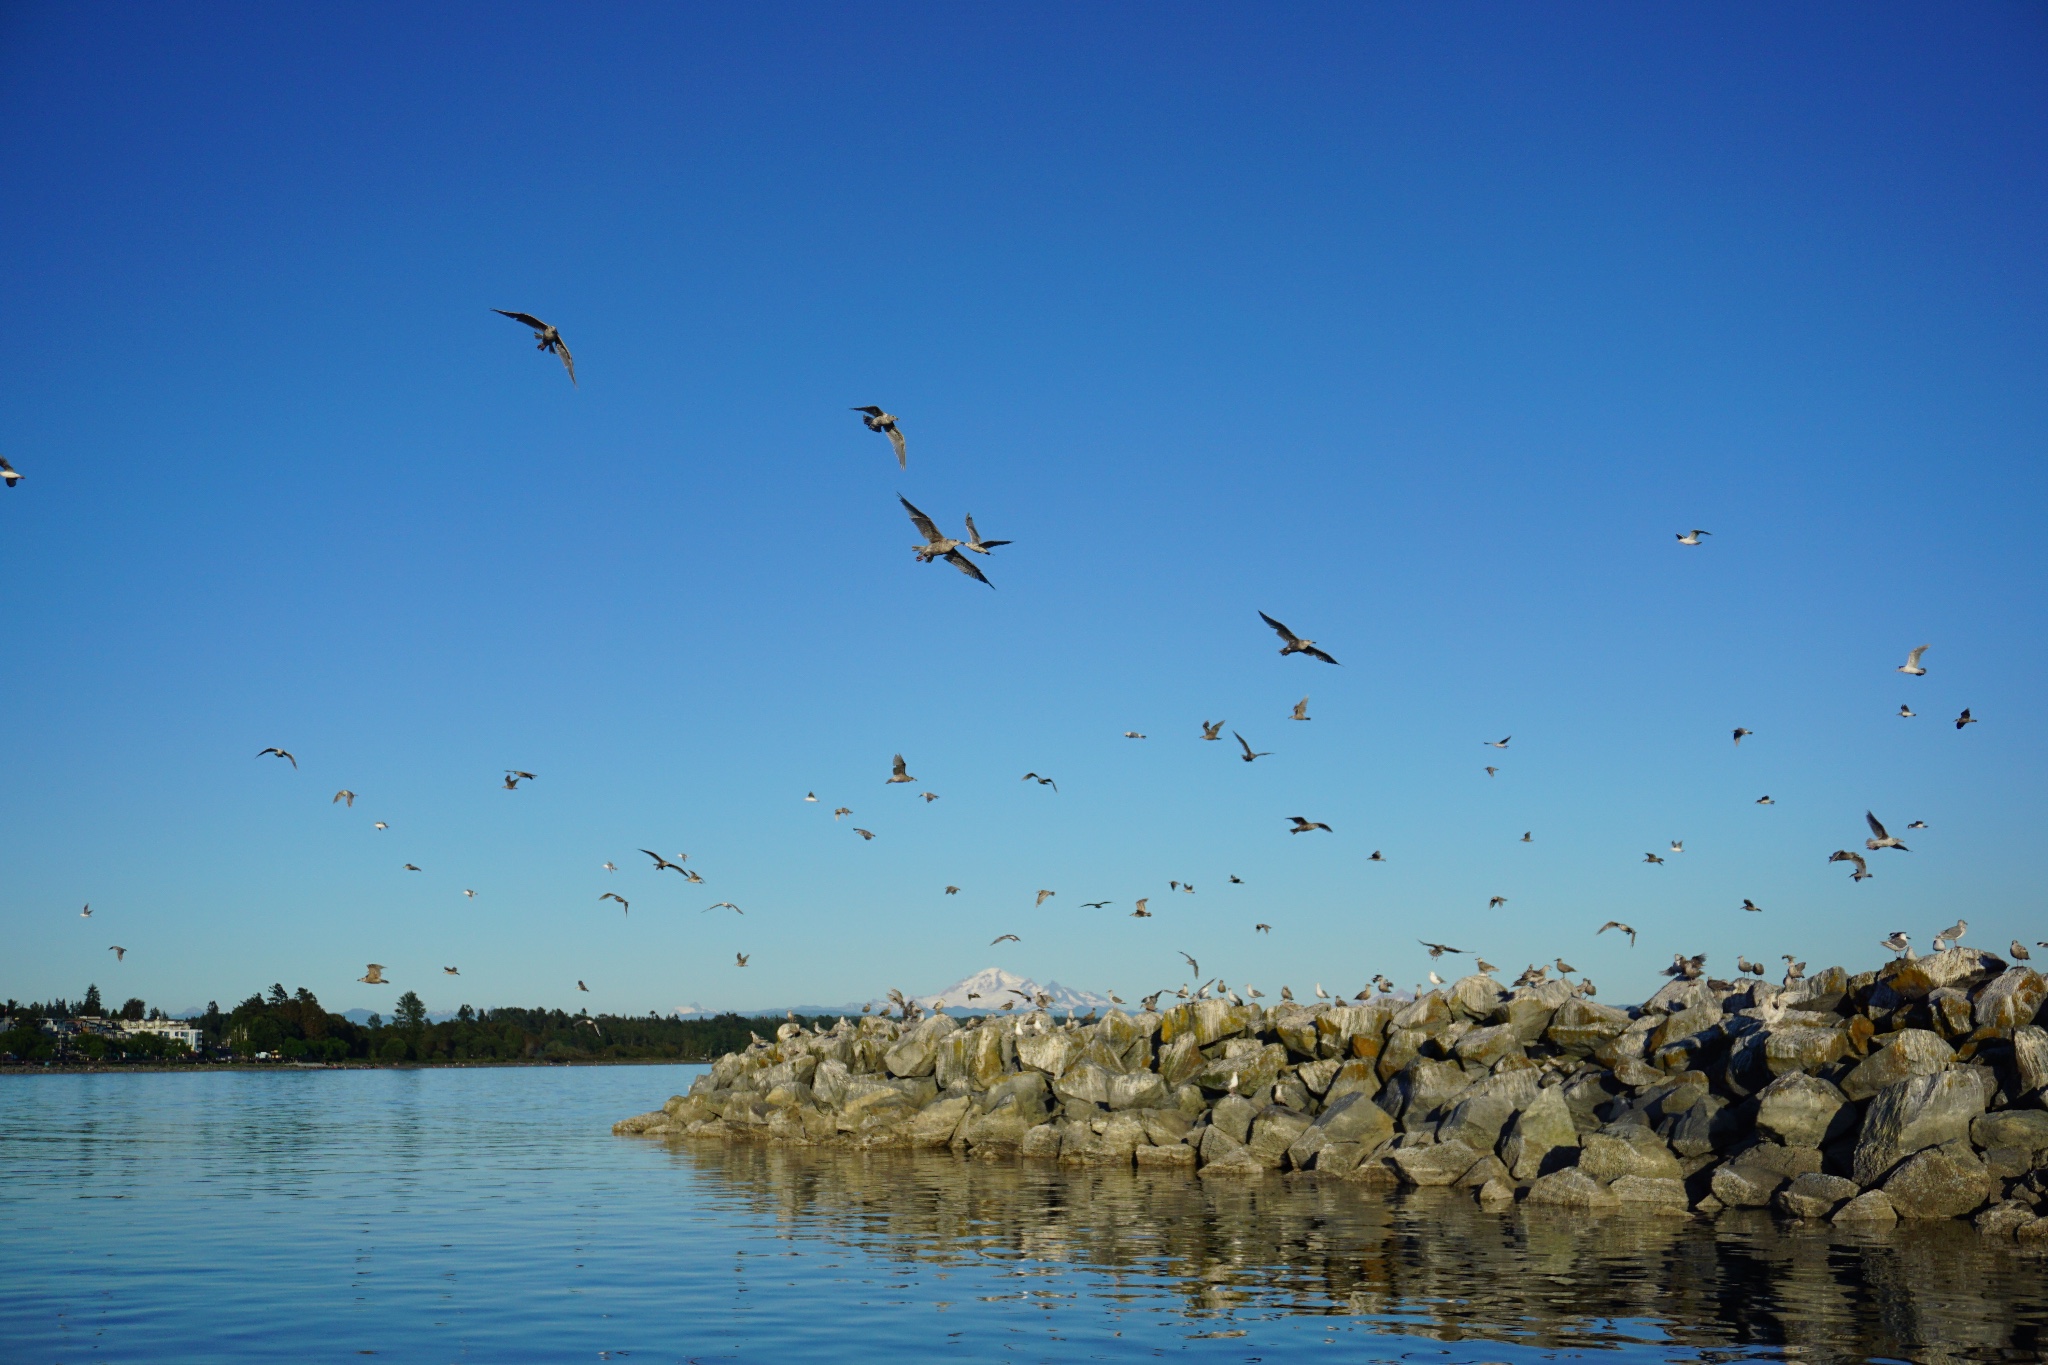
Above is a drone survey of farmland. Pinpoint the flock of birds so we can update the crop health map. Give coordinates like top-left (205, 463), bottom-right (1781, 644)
top-left (31, 319), bottom-right (2019, 1012)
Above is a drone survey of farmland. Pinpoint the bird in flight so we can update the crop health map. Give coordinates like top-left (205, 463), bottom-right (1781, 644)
top-left (1035, 889), bottom-right (1055, 906)
top-left (1081, 901), bottom-right (1110, 909)
top-left (600, 892), bottom-right (629, 915)
top-left (990, 933), bottom-right (1019, 945)
top-left (900, 497), bottom-right (992, 587)
top-left (359, 964), bottom-right (388, 985)
top-left (1287, 816), bottom-right (1332, 834)
top-left (1669, 840), bottom-right (1684, 854)
top-left (1906, 820), bottom-right (1927, 830)
top-left (1741, 899), bottom-right (1763, 913)
top-left (464, 889), bottom-right (477, 898)
top-left (494, 311), bottom-right (575, 384)
top-left (374, 820), bottom-right (389, 830)
top-left (1021, 772), bottom-right (1057, 790)
top-left (1234, 733), bottom-right (1269, 763)
top-left (1123, 731), bottom-right (1147, 739)
top-left (851, 406), bottom-right (906, 467)
top-left (1131, 899), bottom-right (1151, 917)
top-left (1732, 728), bottom-right (1753, 745)
top-left (1367, 850), bottom-right (1384, 862)
top-left (1228, 874), bottom-right (1242, 884)
top-left (642, 849), bottom-right (687, 873)
top-left (1520, 832), bottom-right (1532, 843)
top-left (1483, 736), bottom-right (1510, 749)
top-left (1255, 923), bottom-right (1271, 934)
top-left (1418, 940), bottom-right (1466, 958)
top-left (333, 790), bottom-right (355, 807)
top-left (503, 770), bottom-right (536, 790)
top-left (853, 828), bottom-right (875, 840)
top-left (945, 885), bottom-right (960, 895)
top-left (920, 791), bottom-right (940, 802)
top-left (1955, 708), bottom-right (1978, 730)
top-left (1897, 645), bottom-right (1929, 676)
top-left (804, 792), bottom-right (817, 802)
top-left (1488, 896), bottom-right (1508, 909)
top-left (577, 980), bottom-right (590, 992)
top-left (1597, 921), bottom-right (1636, 946)
top-left (1484, 766), bottom-right (1499, 777)
top-left (444, 966), bottom-right (460, 975)
top-left (705, 902), bottom-right (743, 914)
top-left (1898, 704), bottom-right (1916, 718)
top-left (1880, 931), bottom-right (1911, 955)
top-left (1257, 612), bottom-right (1339, 665)
top-left (602, 862), bottom-right (616, 873)
top-left (1200, 720), bottom-right (1225, 741)
top-left (1643, 852), bottom-right (1665, 865)
top-left (1289, 697), bottom-right (1311, 721)
top-left (834, 807), bottom-right (852, 819)
top-left (1180, 951), bottom-right (1200, 975)
top-left (1755, 795), bottom-right (1774, 806)
top-left (735, 953), bottom-right (750, 968)
top-left (256, 746), bottom-right (297, 768)
top-left (80, 904), bottom-right (91, 918)
top-left (1865, 811), bottom-right (1909, 852)
top-left (1676, 529), bottom-right (1711, 545)
top-left (0, 457), bottom-right (19, 488)
top-left (1829, 849), bottom-right (1871, 881)
top-left (887, 754), bottom-right (917, 785)
top-left (109, 945), bottom-right (125, 961)
top-left (960, 514), bottom-right (1010, 555)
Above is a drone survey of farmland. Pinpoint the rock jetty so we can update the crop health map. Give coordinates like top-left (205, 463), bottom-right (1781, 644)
top-left (615, 948), bottom-right (2048, 1235)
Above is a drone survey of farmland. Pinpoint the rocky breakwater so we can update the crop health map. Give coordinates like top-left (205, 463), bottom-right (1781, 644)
top-left (616, 947), bottom-right (2048, 1238)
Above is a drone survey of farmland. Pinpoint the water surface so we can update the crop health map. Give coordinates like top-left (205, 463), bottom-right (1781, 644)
top-left (2, 1066), bottom-right (2042, 1364)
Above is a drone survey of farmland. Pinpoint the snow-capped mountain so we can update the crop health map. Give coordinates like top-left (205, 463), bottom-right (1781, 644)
top-left (915, 967), bottom-right (1113, 1013)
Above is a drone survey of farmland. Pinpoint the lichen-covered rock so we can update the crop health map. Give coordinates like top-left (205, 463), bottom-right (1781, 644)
top-left (884, 1014), bottom-right (956, 1077)
top-left (1578, 1128), bottom-right (1682, 1183)
top-left (1840, 1029), bottom-right (1955, 1101)
top-left (1542, 996), bottom-right (1633, 1055)
top-left (1710, 1159), bottom-right (1787, 1208)
top-left (1134, 1142), bottom-right (1196, 1169)
top-left (1448, 974), bottom-right (1508, 1021)
top-left (1287, 1090), bottom-right (1395, 1169)
top-left (1776, 1172), bottom-right (1860, 1219)
top-left (1764, 1025), bottom-right (1848, 1076)
top-left (1754, 1072), bottom-right (1851, 1148)
top-left (910, 1095), bottom-right (973, 1146)
top-left (1247, 1106), bottom-right (1314, 1168)
top-left (1853, 1069), bottom-right (1989, 1186)
top-left (1019, 1123), bottom-right (1062, 1158)
top-left (1453, 1023), bottom-right (1524, 1067)
top-left (1883, 1144), bottom-right (1993, 1219)
top-left (1501, 1084), bottom-right (1579, 1179)
top-left (1832, 1189), bottom-right (1898, 1222)
top-left (1159, 998), bottom-right (1249, 1047)
top-left (1390, 1140), bottom-right (1485, 1186)
top-left (1879, 947), bottom-right (2006, 1002)
top-left (1971, 1109), bottom-right (2048, 1153)
top-left (1975, 1200), bottom-right (2037, 1237)
top-left (2014, 1025), bottom-right (2048, 1096)
top-left (1209, 1093), bottom-right (1258, 1144)
top-left (1526, 1167), bottom-right (1621, 1210)
top-left (1017, 1028), bottom-right (1083, 1077)
top-left (1433, 1070), bottom-right (1539, 1151)
top-left (1105, 1069), bottom-right (1168, 1111)
top-left (1476, 1176), bottom-right (1517, 1210)
top-left (1974, 968), bottom-right (2047, 1033)
top-left (935, 1027), bottom-right (1006, 1091)
top-left (1609, 1175), bottom-right (1689, 1211)
top-left (1192, 1043), bottom-right (1288, 1097)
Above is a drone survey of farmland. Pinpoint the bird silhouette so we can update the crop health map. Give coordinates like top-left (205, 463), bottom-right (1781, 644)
top-left (600, 892), bottom-right (629, 915)
top-left (494, 311), bottom-right (575, 384)
top-left (256, 746), bottom-right (297, 769)
top-left (1258, 612), bottom-right (1339, 664)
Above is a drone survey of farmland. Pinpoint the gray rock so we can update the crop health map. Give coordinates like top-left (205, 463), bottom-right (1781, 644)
top-left (1840, 1029), bottom-right (1955, 1101)
top-left (1710, 1159), bottom-right (1786, 1208)
top-left (1609, 1175), bottom-right (1690, 1211)
top-left (1650, 1004), bottom-right (1723, 1053)
top-left (1313, 1141), bottom-right (1369, 1175)
top-left (1295, 1058), bottom-right (1341, 1096)
top-left (1878, 946), bottom-right (2006, 1002)
top-left (1018, 1123), bottom-right (1062, 1158)
top-left (1776, 1172), bottom-right (1860, 1219)
top-left (1136, 1107), bottom-right (1192, 1147)
top-left (1501, 1084), bottom-right (1580, 1179)
top-left (1670, 1094), bottom-right (1741, 1157)
top-left (1053, 1059), bottom-right (1115, 1107)
top-left (1578, 1128), bottom-right (1682, 1182)
top-left (1526, 1167), bottom-right (1621, 1210)
top-left (1106, 1070), bottom-right (1169, 1110)
top-left (1476, 1177), bottom-right (1518, 1210)
top-left (1197, 1146), bottom-right (1267, 1178)
top-left (1192, 1043), bottom-right (1288, 1096)
top-left (1376, 1027), bottom-right (1425, 1082)
top-left (1287, 1089), bottom-right (1396, 1169)
top-left (1198, 1122), bottom-right (1246, 1166)
top-left (1975, 968), bottom-right (2048, 1033)
top-left (1389, 1057), bottom-right (1472, 1124)
top-left (1390, 1140), bottom-right (1485, 1186)
top-left (1321, 1060), bottom-right (1380, 1105)
top-left (1853, 1069), bottom-right (1989, 1186)
top-left (910, 1095), bottom-right (973, 1146)
top-left (1731, 1142), bottom-right (1823, 1181)
top-left (1543, 997), bottom-right (1634, 1055)
top-left (934, 1028), bottom-right (1007, 1091)
top-left (1496, 982), bottom-right (1572, 1044)
top-left (1453, 1023), bottom-right (1524, 1067)
top-left (1754, 1072), bottom-right (1851, 1148)
top-left (1271, 1006), bottom-right (1320, 1058)
top-left (1016, 1029), bottom-right (1083, 1078)
top-left (1458, 1152), bottom-right (1511, 1189)
top-left (1434, 1070), bottom-right (1539, 1151)
top-left (1156, 1034), bottom-right (1205, 1089)
top-left (2014, 1025), bottom-right (2048, 1096)
top-left (1928, 987), bottom-right (1975, 1039)
top-left (1975, 1200), bottom-right (2037, 1237)
top-left (1392, 991), bottom-right (1453, 1035)
top-left (1972, 1109), bottom-right (2048, 1153)
top-left (1134, 1142), bottom-right (1196, 1169)
top-left (1782, 965), bottom-right (1849, 1014)
top-left (1831, 1189), bottom-right (1898, 1223)
top-left (1211, 1093), bottom-right (1259, 1144)
top-left (1063, 1112), bottom-right (1148, 1166)
top-left (1883, 1144), bottom-right (1992, 1219)
top-left (1448, 974), bottom-right (1508, 1021)
top-left (1764, 1025), bottom-right (1848, 1076)
top-left (1247, 1106), bottom-right (1314, 1168)
top-left (1158, 998), bottom-right (1250, 1048)
top-left (883, 1014), bottom-right (956, 1077)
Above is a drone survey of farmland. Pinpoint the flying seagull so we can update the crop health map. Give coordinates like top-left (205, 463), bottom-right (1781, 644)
top-left (1865, 811), bottom-right (1909, 852)
top-left (900, 496), bottom-right (991, 587)
top-left (1488, 895), bottom-right (1508, 909)
top-left (1228, 874), bottom-right (1242, 883)
top-left (444, 966), bottom-right (460, 975)
top-left (577, 980), bottom-right (589, 992)
top-left (641, 849), bottom-right (688, 874)
top-left (990, 933), bottom-right (1020, 945)
top-left (1741, 899), bottom-right (1763, 913)
top-left (1287, 816), bottom-right (1332, 834)
top-left (1756, 795), bottom-right (1774, 805)
top-left (1485, 766), bottom-right (1499, 777)
top-left (1597, 921), bottom-right (1637, 946)
top-left (1180, 951), bottom-right (1200, 975)
top-left (0, 457), bottom-right (19, 488)
top-left (1955, 708), bottom-right (1978, 730)
top-left (359, 964), bottom-right (388, 984)
top-left (602, 862), bottom-right (616, 872)
top-left (1418, 940), bottom-right (1466, 958)
top-left (109, 945), bottom-right (125, 961)
top-left (374, 820), bottom-right (389, 829)
top-left (851, 406), bottom-right (906, 467)
top-left (1520, 831), bottom-right (1532, 843)
top-left (1484, 736), bottom-right (1510, 749)
top-left (256, 746), bottom-right (297, 768)
top-left (735, 953), bottom-right (749, 967)
top-left (333, 790), bottom-right (355, 807)
top-left (464, 889), bottom-right (477, 898)
top-left (705, 902), bottom-right (742, 914)
top-left (945, 885), bottom-right (960, 895)
top-left (493, 311), bottom-right (575, 384)
top-left (80, 904), bottom-right (91, 918)
top-left (503, 769), bottom-right (536, 790)
top-left (1670, 840), bottom-right (1684, 854)
top-left (1828, 849), bottom-right (1871, 881)
top-left (1201, 720), bottom-right (1225, 741)
top-left (1906, 820), bottom-right (1926, 829)
top-left (853, 828), bottom-right (875, 840)
top-left (834, 807), bottom-right (852, 819)
top-left (1289, 697), bottom-right (1311, 721)
top-left (1035, 889), bottom-right (1055, 906)
top-left (1130, 899), bottom-right (1151, 917)
top-left (1081, 900), bottom-right (1109, 909)
top-left (1234, 733), bottom-right (1270, 763)
top-left (921, 791), bottom-right (940, 802)
top-left (600, 892), bottom-right (629, 915)
top-left (1257, 612), bottom-right (1339, 664)
top-left (887, 754), bottom-right (917, 784)
top-left (1733, 728), bottom-right (1753, 745)
top-left (1898, 704), bottom-right (1916, 718)
top-left (1676, 529), bottom-right (1710, 545)
top-left (402, 863), bottom-right (420, 872)
top-left (960, 514), bottom-right (1009, 555)
top-left (1021, 772), bottom-right (1057, 790)
top-left (1255, 923), bottom-right (1271, 934)
top-left (1643, 852), bottom-right (1665, 865)
top-left (1897, 645), bottom-right (1929, 676)
top-left (805, 792), bottom-right (817, 802)
top-left (1123, 730), bottom-right (1146, 739)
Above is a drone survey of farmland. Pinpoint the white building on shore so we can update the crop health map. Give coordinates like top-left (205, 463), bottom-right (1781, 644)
top-left (119, 1018), bottom-right (202, 1049)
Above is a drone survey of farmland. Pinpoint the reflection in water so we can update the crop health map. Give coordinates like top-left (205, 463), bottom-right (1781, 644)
top-left (675, 1141), bottom-right (2048, 1364)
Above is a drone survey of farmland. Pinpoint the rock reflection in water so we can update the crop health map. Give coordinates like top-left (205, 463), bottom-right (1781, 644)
top-left (672, 1143), bottom-right (2047, 1363)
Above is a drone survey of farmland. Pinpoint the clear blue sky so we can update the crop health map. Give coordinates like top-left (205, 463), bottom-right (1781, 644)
top-left (3, 3), bottom-right (2043, 1016)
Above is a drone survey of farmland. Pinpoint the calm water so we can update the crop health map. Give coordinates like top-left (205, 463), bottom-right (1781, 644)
top-left (3, 1066), bottom-right (2044, 1364)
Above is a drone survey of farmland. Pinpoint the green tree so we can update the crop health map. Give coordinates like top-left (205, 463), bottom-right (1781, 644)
top-left (82, 984), bottom-right (103, 1016)
top-left (395, 991), bottom-right (427, 1035)
top-left (120, 998), bottom-right (146, 1021)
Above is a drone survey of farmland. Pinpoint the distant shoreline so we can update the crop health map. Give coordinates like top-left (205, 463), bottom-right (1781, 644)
top-left (0, 1058), bottom-right (709, 1077)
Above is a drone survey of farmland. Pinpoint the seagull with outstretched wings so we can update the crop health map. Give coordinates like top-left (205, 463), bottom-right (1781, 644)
top-left (852, 406), bottom-right (906, 466)
top-left (493, 311), bottom-right (574, 384)
top-left (256, 746), bottom-right (297, 769)
top-left (900, 497), bottom-right (992, 587)
top-left (1257, 611), bottom-right (1339, 664)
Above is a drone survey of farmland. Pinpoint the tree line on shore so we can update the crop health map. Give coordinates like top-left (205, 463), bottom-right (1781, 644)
top-left (1, 983), bottom-right (833, 1065)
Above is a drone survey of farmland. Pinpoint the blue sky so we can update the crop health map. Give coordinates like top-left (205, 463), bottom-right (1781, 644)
top-left (3, 3), bottom-right (2043, 1016)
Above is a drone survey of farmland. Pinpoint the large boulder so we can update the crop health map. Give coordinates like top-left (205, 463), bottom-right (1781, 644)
top-left (935, 1027), bottom-right (1006, 1091)
top-left (1878, 947), bottom-right (2006, 1002)
top-left (1764, 1025), bottom-right (1848, 1076)
top-left (1495, 981), bottom-right (1572, 1044)
top-left (1016, 1029), bottom-right (1083, 1078)
top-left (1158, 998), bottom-right (1249, 1047)
top-left (883, 1014), bottom-right (956, 1077)
top-left (1710, 1158), bottom-right (1787, 1208)
top-left (1286, 1090), bottom-right (1395, 1169)
top-left (1448, 974), bottom-right (1508, 1021)
top-left (1853, 1070), bottom-right (1989, 1186)
top-left (910, 1095), bottom-right (973, 1146)
top-left (1052, 1059), bottom-right (1115, 1107)
top-left (1246, 1106), bottom-right (1315, 1168)
top-left (1106, 1070), bottom-right (1169, 1110)
top-left (1782, 965), bottom-right (1850, 1014)
top-left (1392, 991), bottom-right (1453, 1035)
top-left (1501, 1084), bottom-right (1580, 1179)
top-left (1434, 1070), bottom-right (1540, 1151)
top-left (1390, 1140), bottom-right (1485, 1186)
top-left (1577, 1127), bottom-right (1682, 1183)
top-left (1386, 1058), bottom-right (1472, 1124)
top-left (1609, 1175), bottom-right (1690, 1211)
top-left (1210, 1093), bottom-right (1259, 1143)
top-left (1156, 1035), bottom-right (1205, 1089)
top-left (1839, 1029), bottom-right (1954, 1101)
top-left (1971, 1109), bottom-right (2048, 1153)
top-left (1974, 969), bottom-right (2047, 1033)
top-left (1831, 1189), bottom-right (1898, 1223)
top-left (1882, 1144), bottom-right (1993, 1219)
top-left (2014, 1025), bottom-right (2048, 1096)
top-left (1453, 1023), bottom-right (1525, 1067)
top-left (1670, 1094), bottom-right (1741, 1157)
top-left (1271, 1006), bottom-right (1321, 1058)
top-left (1754, 1072), bottom-right (1852, 1148)
top-left (1526, 1167), bottom-right (1621, 1210)
top-left (1776, 1172), bottom-right (1861, 1220)
top-left (1192, 1043), bottom-right (1288, 1097)
top-left (1322, 1060), bottom-right (1380, 1105)
top-left (1062, 1112), bottom-right (1148, 1166)
top-left (1543, 997), bottom-right (1633, 1055)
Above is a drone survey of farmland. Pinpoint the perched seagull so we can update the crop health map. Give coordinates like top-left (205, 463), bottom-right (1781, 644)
top-left (1643, 853), bottom-right (1665, 865)
top-left (1314, 983), bottom-right (1331, 1000)
top-left (960, 514), bottom-right (1010, 555)
top-left (1955, 708), bottom-right (1978, 730)
top-left (900, 497), bottom-right (992, 586)
top-left (1123, 731), bottom-right (1147, 739)
top-left (1368, 850), bottom-right (1384, 861)
top-left (1035, 889), bottom-right (1056, 906)
top-left (833, 807), bottom-right (852, 819)
top-left (1780, 956), bottom-right (1805, 983)
top-left (704, 902), bottom-right (743, 914)
top-left (1736, 956), bottom-right (1763, 976)
top-left (641, 850), bottom-right (688, 874)
top-left (602, 862), bottom-right (617, 873)
top-left (1597, 920), bottom-right (1637, 946)
top-left (1828, 849), bottom-right (1872, 881)
top-left (1483, 736), bottom-right (1511, 749)
top-left (256, 746), bottom-right (297, 769)
top-left (1488, 895), bottom-right (1508, 909)
top-left (600, 892), bottom-right (630, 915)
top-left (945, 886), bottom-right (960, 895)
top-left (1418, 940), bottom-right (1466, 958)
top-left (0, 456), bottom-right (19, 488)
top-left (1233, 733), bottom-right (1270, 763)
top-left (1865, 811), bottom-right (1909, 852)
top-left (1200, 720), bottom-right (1225, 741)
top-left (1676, 529), bottom-right (1711, 545)
top-left (402, 864), bottom-right (420, 872)
top-left (1732, 728), bottom-right (1753, 746)
top-left (1880, 931), bottom-right (1912, 956)
top-left (1255, 923), bottom-right (1271, 934)
top-left (1756, 795), bottom-right (1775, 806)
top-left (1258, 612), bottom-right (1339, 664)
top-left (1289, 697), bottom-right (1311, 721)
top-left (1935, 918), bottom-right (1967, 948)
top-left (853, 828), bottom-right (875, 840)
top-left (80, 904), bottom-right (91, 918)
top-left (735, 954), bottom-right (749, 967)
top-left (1130, 899), bottom-right (1151, 917)
top-left (109, 945), bottom-right (125, 961)
top-left (1898, 704), bottom-right (1916, 718)
top-left (1897, 645), bottom-right (1930, 677)
top-left (359, 964), bottom-right (388, 985)
top-left (851, 406), bottom-right (906, 467)
top-left (493, 311), bottom-right (575, 384)
top-left (1287, 816), bottom-right (1332, 834)
top-left (333, 790), bottom-right (355, 807)
top-left (444, 966), bottom-right (460, 975)
top-left (1554, 958), bottom-right (1576, 974)
top-left (1021, 772), bottom-right (1058, 790)
top-left (2011, 941), bottom-right (2032, 962)
top-left (990, 933), bottom-right (1020, 945)
top-left (1475, 958), bottom-right (1498, 975)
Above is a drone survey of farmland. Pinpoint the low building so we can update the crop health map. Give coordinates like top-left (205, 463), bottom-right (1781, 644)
top-left (121, 1019), bottom-right (202, 1049)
